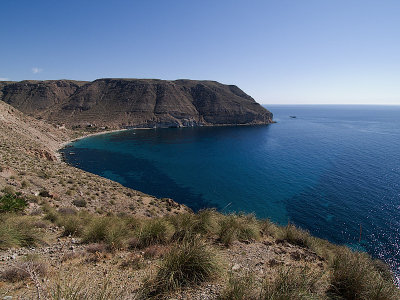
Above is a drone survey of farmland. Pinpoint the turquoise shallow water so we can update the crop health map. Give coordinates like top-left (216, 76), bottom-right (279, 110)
top-left (61, 105), bottom-right (400, 282)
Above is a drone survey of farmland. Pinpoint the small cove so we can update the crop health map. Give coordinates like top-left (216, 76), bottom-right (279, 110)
top-left (61, 105), bottom-right (400, 282)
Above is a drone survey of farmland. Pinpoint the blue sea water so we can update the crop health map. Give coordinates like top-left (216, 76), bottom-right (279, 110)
top-left (61, 105), bottom-right (400, 281)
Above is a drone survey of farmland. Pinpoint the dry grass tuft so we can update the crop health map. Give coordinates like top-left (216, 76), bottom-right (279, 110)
top-left (218, 214), bottom-right (261, 246)
top-left (0, 214), bottom-right (43, 249)
top-left (262, 266), bottom-right (327, 300)
top-left (219, 272), bottom-right (257, 300)
top-left (136, 219), bottom-right (172, 249)
top-left (141, 239), bottom-right (219, 298)
top-left (328, 248), bottom-right (400, 300)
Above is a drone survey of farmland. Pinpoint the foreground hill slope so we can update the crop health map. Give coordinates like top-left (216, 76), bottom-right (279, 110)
top-left (0, 79), bottom-right (273, 128)
top-left (0, 101), bottom-right (398, 299)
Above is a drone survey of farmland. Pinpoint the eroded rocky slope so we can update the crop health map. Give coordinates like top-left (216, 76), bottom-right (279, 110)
top-left (0, 79), bottom-right (273, 128)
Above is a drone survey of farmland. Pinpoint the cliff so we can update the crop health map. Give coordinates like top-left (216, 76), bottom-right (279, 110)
top-left (0, 79), bottom-right (273, 128)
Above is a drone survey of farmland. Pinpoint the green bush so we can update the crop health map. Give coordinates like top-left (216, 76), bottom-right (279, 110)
top-left (0, 193), bottom-right (27, 213)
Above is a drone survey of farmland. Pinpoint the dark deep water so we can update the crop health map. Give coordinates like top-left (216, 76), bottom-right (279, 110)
top-left (61, 105), bottom-right (400, 282)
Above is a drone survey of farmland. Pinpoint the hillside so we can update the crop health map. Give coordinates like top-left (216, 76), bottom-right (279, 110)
top-left (0, 101), bottom-right (398, 299)
top-left (0, 79), bottom-right (273, 129)
top-left (0, 100), bottom-right (188, 216)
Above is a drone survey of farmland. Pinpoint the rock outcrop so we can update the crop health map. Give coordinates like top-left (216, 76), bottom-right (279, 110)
top-left (0, 79), bottom-right (273, 128)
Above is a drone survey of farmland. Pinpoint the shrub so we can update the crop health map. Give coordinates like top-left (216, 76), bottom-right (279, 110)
top-left (218, 214), bottom-right (260, 246)
top-left (168, 210), bottom-right (219, 242)
top-left (39, 190), bottom-right (52, 198)
top-left (261, 219), bottom-right (281, 238)
top-left (262, 266), bottom-right (326, 300)
top-left (0, 215), bottom-right (42, 249)
top-left (168, 213), bottom-right (200, 241)
top-left (142, 240), bottom-right (219, 297)
top-left (72, 199), bottom-right (87, 208)
top-left (0, 260), bottom-right (47, 282)
top-left (82, 218), bottom-right (109, 243)
top-left (47, 271), bottom-right (130, 300)
top-left (328, 248), bottom-right (400, 300)
top-left (136, 219), bottom-right (172, 249)
top-left (82, 217), bottom-right (129, 250)
top-left (43, 203), bottom-right (59, 223)
top-left (219, 272), bottom-right (256, 300)
top-left (0, 193), bottom-right (27, 213)
top-left (59, 215), bottom-right (84, 237)
top-left (21, 180), bottom-right (29, 188)
top-left (277, 224), bottom-right (312, 249)
top-left (58, 207), bottom-right (77, 215)
top-left (1, 186), bottom-right (15, 194)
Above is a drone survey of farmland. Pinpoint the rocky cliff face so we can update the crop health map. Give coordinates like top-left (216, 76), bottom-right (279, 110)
top-left (0, 79), bottom-right (273, 128)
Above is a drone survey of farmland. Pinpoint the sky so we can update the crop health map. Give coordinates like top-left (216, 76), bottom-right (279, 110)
top-left (1, 0), bottom-right (400, 105)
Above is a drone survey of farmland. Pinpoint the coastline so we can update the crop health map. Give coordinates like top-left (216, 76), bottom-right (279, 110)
top-left (54, 122), bottom-right (275, 162)
top-left (55, 128), bottom-right (129, 162)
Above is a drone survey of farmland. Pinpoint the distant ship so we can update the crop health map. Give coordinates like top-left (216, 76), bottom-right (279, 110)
top-left (289, 116), bottom-right (297, 118)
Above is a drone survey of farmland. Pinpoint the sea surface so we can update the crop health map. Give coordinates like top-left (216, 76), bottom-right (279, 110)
top-left (61, 105), bottom-right (400, 281)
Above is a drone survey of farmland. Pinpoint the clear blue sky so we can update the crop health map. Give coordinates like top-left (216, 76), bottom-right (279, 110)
top-left (1, 0), bottom-right (399, 105)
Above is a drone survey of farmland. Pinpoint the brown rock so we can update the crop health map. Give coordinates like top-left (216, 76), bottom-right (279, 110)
top-left (1, 78), bottom-right (273, 129)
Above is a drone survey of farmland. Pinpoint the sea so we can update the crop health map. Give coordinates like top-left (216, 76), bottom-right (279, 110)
top-left (61, 105), bottom-right (400, 282)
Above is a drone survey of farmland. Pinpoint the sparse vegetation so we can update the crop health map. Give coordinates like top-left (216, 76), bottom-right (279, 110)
top-left (0, 201), bottom-right (399, 299)
top-left (0, 214), bottom-right (43, 249)
top-left (0, 257), bottom-right (47, 283)
top-left (262, 266), bottom-right (327, 300)
top-left (218, 213), bottom-right (261, 246)
top-left (0, 98), bottom-right (398, 299)
top-left (0, 192), bottom-right (27, 213)
top-left (136, 218), bottom-right (172, 248)
top-left (47, 270), bottom-right (131, 300)
top-left (72, 198), bottom-right (87, 207)
top-left (219, 272), bottom-right (256, 300)
top-left (276, 224), bottom-right (313, 248)
top-left (328, 248), bottom-right (399, 300)
top-left (141, 240), bottom-right (219, 297)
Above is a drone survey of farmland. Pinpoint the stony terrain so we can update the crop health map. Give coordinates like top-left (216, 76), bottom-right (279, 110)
top-left (0, 79), bottom-right (273, 129)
